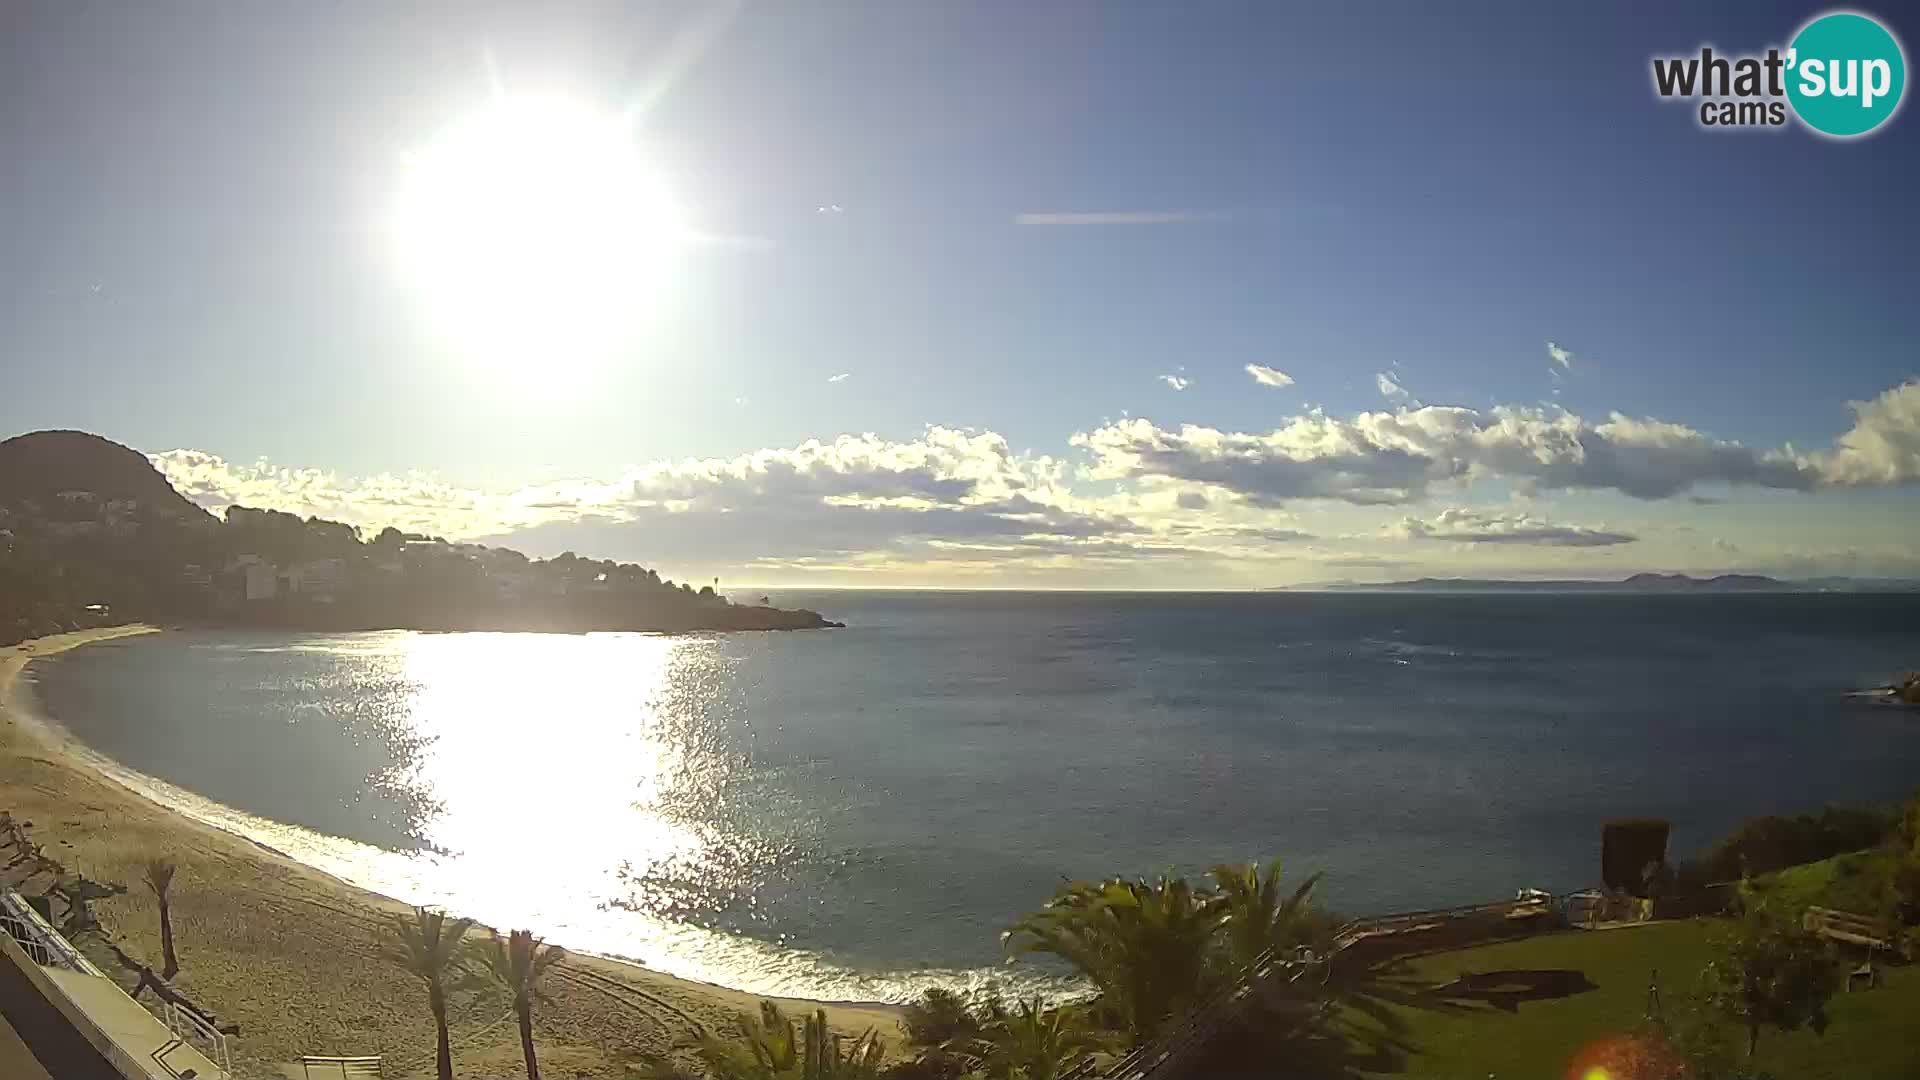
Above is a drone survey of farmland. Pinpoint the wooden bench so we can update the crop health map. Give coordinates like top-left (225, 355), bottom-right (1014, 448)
top-left (1803, 907), bottom-right (1902, 990)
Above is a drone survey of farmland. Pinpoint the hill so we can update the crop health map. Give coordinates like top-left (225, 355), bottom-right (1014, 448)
top-left (0, 430), bottom-right (211, 522)
top-left (0, 429), bottom-right (840, 642)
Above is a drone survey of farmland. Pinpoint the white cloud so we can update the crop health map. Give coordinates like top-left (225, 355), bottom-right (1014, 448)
top-left (1375, 372), bottom-right (1409, 401)
top-left (152, 430), bottom-right (1144, 571)
top-left (1073, 401), bottom-right (1818, 506)
top-left (1548, 341), bottom-right (1576, 369)
top-left (1801, 379), bottom-right (1920, 487)
top-left (1244, 364), bottom-right (1295, 388)
top-left (1389, 508), bottom-right (1637, 547)
top-left (1158, 374), bottom-right (1191, 391)
top-left (145, 379), bottom-right (1920, 584)
top-left (827, 372), bottom-right (852, 383)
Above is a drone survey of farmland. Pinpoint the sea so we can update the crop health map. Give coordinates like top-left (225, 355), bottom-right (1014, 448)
top-left (23, 590), bottom-right (1920, 1003)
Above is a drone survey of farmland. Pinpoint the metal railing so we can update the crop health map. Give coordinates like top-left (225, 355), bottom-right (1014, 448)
top-left (0, 904), bottom-right (218, 1080)
top-left (0, 888), bottom-right (103, 974)
top-left (3, 888), bottom-right (232, 1078)
top-left (162, 998), bottom-right (235, 1075)
top-left (299, 1055), bottom-right (386, 1078)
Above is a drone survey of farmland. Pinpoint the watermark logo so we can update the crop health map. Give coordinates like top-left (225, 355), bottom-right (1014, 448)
top-left (1651, 10), bottom-right (1907, 138)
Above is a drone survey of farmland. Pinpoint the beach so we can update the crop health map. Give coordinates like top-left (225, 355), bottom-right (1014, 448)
top-left (0, 627), bottom-right (898, 1079)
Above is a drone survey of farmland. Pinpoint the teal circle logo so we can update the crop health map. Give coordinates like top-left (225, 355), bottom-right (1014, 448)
top-left (1787, 12), bottom-right (1907, 137)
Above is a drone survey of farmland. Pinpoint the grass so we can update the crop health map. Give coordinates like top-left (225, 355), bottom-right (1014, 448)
top-left (1315, 917), bottom-right (1920, 1080)
top-left (1764, 849), bottom-right (1901, 916)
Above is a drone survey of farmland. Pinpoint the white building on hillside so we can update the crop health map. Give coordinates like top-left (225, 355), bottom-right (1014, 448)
top-left (241, 560), bottom-right (278, 601)
top-left (284, 558), bottom-right (345, 602)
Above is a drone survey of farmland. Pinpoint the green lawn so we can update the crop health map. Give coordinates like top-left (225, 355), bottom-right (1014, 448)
top-left (1764, 849), bottom-right (1900, 915)
top-left (1320, 919), bottom-right (1920, 1080)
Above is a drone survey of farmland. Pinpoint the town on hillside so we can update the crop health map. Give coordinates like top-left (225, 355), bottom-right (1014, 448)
top-left (0, 431), bottom-right (839, 644)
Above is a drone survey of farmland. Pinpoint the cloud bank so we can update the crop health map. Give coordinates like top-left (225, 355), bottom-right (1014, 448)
top-left (1389, 508), bottom-right (1637, 547)
top-left (149, 379), bottom-right (1920, 582)
top-left (1072, 401), bottom-right (1825, 505)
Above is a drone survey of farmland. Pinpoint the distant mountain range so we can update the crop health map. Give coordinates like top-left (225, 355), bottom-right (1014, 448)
top-left (1317, 573), bottom-right (1920, 593)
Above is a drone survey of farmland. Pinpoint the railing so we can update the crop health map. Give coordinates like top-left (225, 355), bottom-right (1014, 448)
top-left (1335, 896), bottom-right (1548, 938)
top-left (3, 887), bottom-right (231, 1078)
top-left (162, 998), bottom-right (235, 1075)
top-left (0, 888), bottom-right (104, 974)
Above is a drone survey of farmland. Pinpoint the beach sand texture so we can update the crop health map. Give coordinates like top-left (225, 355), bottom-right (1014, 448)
top-left (0, 627), bottom-right (898, 1079)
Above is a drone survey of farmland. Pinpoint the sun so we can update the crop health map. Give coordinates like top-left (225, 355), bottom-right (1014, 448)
top-left (393, 96), bottom-right (687, 375)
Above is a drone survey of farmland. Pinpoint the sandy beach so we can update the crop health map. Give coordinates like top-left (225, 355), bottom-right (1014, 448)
top-left (0, 626), bottom-right (899, 1079)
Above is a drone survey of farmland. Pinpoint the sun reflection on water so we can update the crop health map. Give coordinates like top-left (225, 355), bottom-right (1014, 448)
top-left (385, 632), bottom-right (715, 931)
top-left (44, 630), bottom-right (1077, 1003)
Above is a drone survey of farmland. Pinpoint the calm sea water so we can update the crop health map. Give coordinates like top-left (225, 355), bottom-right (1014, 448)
top-left (26, 591), bottom-right (1920, 1001)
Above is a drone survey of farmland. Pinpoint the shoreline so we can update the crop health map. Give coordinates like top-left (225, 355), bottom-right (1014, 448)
top-left (1, 626), bottom-right (899, 1078)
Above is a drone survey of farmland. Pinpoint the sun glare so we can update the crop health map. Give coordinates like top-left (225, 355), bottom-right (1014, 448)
top-left (393, 97), bottom-right (687, 375)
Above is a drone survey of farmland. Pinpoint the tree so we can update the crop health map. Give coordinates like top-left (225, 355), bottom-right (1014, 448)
top-left (1207, 860), bottom-right (1322, 969)
top-left (386, 906), bottom-right (476, 1080)
top-left (899, 986), bottom-right (985, 1049)
top-left (142, 859), bottom-right (180, 980)
top-left (1004, 874), bottom-right (1224, 1046)
top-left (956, 998), bottom-right (1101, 1080)
top-left (634, 1000), bottom-right (883, 1080)
top-left (1705, 890), bottom-right (1840, 1058)
top-left (481, 928), bottom-right (568, 1080)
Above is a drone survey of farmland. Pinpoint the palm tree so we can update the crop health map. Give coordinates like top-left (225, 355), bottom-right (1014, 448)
top-left (1208, 860), bottom-right (1322, 970)
top-left (632, 1000), bottom-right (884, 1080)
top-left (958, 998), bottom-right (1102, 1080)
top-left (142, 860), bottom-right (180, 979)
top-left (386, 906), bottom-right (476, 1080)
top-left (1004, 875), bottom-right (1225, 1047)
top-left (481, 928), bottom-right (568, 1080)
top-left (899, 986), bottom-right (983, 1049)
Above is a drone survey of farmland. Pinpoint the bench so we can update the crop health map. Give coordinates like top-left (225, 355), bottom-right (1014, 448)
top-left (1803, 907), bottom-right (1903, 990)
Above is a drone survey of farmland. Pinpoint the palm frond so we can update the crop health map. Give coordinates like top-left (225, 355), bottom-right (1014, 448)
top-left (142, 859), bottom-right (177, 899)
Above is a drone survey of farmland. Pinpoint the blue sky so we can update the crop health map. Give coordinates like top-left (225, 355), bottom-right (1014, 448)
top-left (3, 2), bottom-right (1917, 586)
